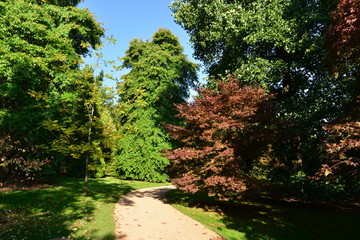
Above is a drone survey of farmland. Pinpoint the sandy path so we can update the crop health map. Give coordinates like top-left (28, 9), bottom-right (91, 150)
top-left (114, 185), bottom-right (221, 240)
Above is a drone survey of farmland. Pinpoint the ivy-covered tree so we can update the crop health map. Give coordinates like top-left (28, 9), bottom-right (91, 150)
top-left (115, 29), bottom-right (197, 182)
top-left (165, 76), bottom-right (276, 200)
top-left (0, 0), bottom-right (104, 181)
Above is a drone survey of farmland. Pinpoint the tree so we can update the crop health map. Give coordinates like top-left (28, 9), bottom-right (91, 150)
top-left (171, 0), bottom-right (336, 77)
top-left (43, 69), bottom-right (117, 193)
top-left (0, 0), bottom-right (104, 181)
top-left (115, 29), bottom-right (197, 182)
top-left (319, 0), bottom-right (360, 195)
top-left (169, 0), bottom-right (360, 200)
top-left (170, 0), bottom-right (360, 184)
top-left (165, 76), bottom-right (276, 200)
top-left (322, 122), bottom-right (359, 177)
top-left (326, 0), bottom-right (360, 74)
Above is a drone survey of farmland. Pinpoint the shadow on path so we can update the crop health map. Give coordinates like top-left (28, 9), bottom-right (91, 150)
top-left (116, 186), bottom-right (176, 207)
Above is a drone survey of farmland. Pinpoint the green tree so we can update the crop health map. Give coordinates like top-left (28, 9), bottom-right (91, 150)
top-left (115, 29), bottom-right (197, 182)
top-left (0, 0), bottom-right (104, 181)
top-left (43, 69), bottom-right (117, 193)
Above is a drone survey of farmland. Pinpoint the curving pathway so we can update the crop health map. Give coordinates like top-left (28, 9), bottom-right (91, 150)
top-left (114, 185), bottom-right (222, 240)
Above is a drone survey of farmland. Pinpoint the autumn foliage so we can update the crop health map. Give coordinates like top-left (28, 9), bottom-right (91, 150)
top-left (165, 77), bottom-right (276, 199)
top-left (326, 0), bottom-right (360, 72)
top-left (322, 0), bottom-right (360, 183)
top-left (320, 122), bottom-right (360, 180)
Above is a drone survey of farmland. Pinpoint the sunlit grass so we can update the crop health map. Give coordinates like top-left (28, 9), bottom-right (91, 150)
top-left (166, 189), bottom-right (360, 240)
top-left (0, 177), bottom-right (168, 240)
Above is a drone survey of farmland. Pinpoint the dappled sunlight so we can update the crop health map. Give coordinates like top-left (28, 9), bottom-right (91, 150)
top-left (0, 177), bottom-right (167, 240)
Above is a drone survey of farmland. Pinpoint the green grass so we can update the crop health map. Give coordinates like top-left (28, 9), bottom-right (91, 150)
top-left (166, 189), bottom-right (360, 240)
top-left (0, 177), bottom-right (168, 240)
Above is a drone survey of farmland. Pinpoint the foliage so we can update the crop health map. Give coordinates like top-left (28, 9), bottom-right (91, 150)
top-left (42, 70), bottom-right (117, 180)
top-left (96, 86), bottom-right (118, 177)
top-left (0, 135), bottom-right (55, 182)
top-left (0, 0), bottom-right (104, 181)
top-left (29, 0), bottom-right (83, 6)
top-left (0, 177), bottom-right (168, 240)
top-left (170, 0), bottom-right (338, 167)
top-left (305, 121), bottom-right (360, 200)
top-left (326, 0), bottom-right (360, 74)
top-left (170, 0), bottom-right (359, 200)
top-left (165, 76), bottom-right (276, 200)
top-left (115, 107), bottom-right (173, 182)
top-left (166, 189), bottom-right (360, 240)
top-left (322, 122), bottom-right (359, 177)
top-left (321, 0), bottom-right (360, 197)
top-left (170, 0), bottom-right (337, 78)
top-left (115, 29), bottom-right (197, 182)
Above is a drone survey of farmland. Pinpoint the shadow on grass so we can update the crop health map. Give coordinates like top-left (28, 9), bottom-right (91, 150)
top-left (0, 177), bottom-right (134, 240)
top-left (166, 190), bottom-right (360, 240)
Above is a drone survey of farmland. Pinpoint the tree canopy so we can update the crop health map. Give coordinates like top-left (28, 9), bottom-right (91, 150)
top-left (165, 76), bottom-right (276, 199)
top-left (0, 0), bottom-right (104, 181)
top-left (168, 0), bottom-right (359, 200)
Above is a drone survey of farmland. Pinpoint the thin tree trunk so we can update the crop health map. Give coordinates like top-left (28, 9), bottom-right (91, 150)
top-left (85, 103), bottom-right (95, 195)
top-left (292, 135), bottom-right (303, 170)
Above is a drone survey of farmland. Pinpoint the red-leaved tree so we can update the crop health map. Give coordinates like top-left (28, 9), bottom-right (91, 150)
top-left (326, 0), bottom-right (360, 73)
top-left (164, 77), bottom-right (276, 200)
top-left (320, 122), bottom-right (360, 179)
top-left (322, 0), bottom-right (360, 182)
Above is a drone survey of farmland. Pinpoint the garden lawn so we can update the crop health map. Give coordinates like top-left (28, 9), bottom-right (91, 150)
top-left (0, 177), bottom-right (168, 240)
top-left (166, 190), bottom-right (360, 240)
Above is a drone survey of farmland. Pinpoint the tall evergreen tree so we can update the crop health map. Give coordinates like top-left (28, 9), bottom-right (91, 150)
top-left (115, 29), bottom-right (197, 182)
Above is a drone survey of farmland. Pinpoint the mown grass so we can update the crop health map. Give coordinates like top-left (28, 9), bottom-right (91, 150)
top-left (0, 177), bottom-right (168, 240)
top-left (166, 189), bottom-right (360, 240)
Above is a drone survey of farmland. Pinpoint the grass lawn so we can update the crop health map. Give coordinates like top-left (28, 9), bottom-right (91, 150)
top-left (166, 190), bottom-right (360, 240)
top-left (0, 177), bottom-right (168, 240)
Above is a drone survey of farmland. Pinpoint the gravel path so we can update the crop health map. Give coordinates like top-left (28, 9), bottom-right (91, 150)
top-left (114, 185), bottom-right (222, 240)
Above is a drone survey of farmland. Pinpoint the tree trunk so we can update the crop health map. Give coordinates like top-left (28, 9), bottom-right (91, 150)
top-left (84, 103), bottom-right (95, 195)
top-left (292, 135), bottom-right (303, 170)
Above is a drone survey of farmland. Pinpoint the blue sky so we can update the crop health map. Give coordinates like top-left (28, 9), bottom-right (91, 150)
top-left (78, 0), bottom-right (204, 89)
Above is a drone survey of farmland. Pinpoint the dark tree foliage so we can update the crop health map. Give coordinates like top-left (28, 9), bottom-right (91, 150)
top-left (322, 122), bottom-right (359, 178)
top-left (320, 0), bottom-right (360, 193)
top-left (326, 0), bottom-right (360, 74)
top-left (325, 0), bottom-right (359, 120)
top-left (165, 76), bottom-right (276, 200)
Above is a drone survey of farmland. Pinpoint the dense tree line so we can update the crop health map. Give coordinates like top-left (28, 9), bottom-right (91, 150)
top-left (1, 0), bottom-right (358, 202)
top-left (0, 1), bottom-right (197, 187)
top-left (165, 0), bottom-right (359, 201)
